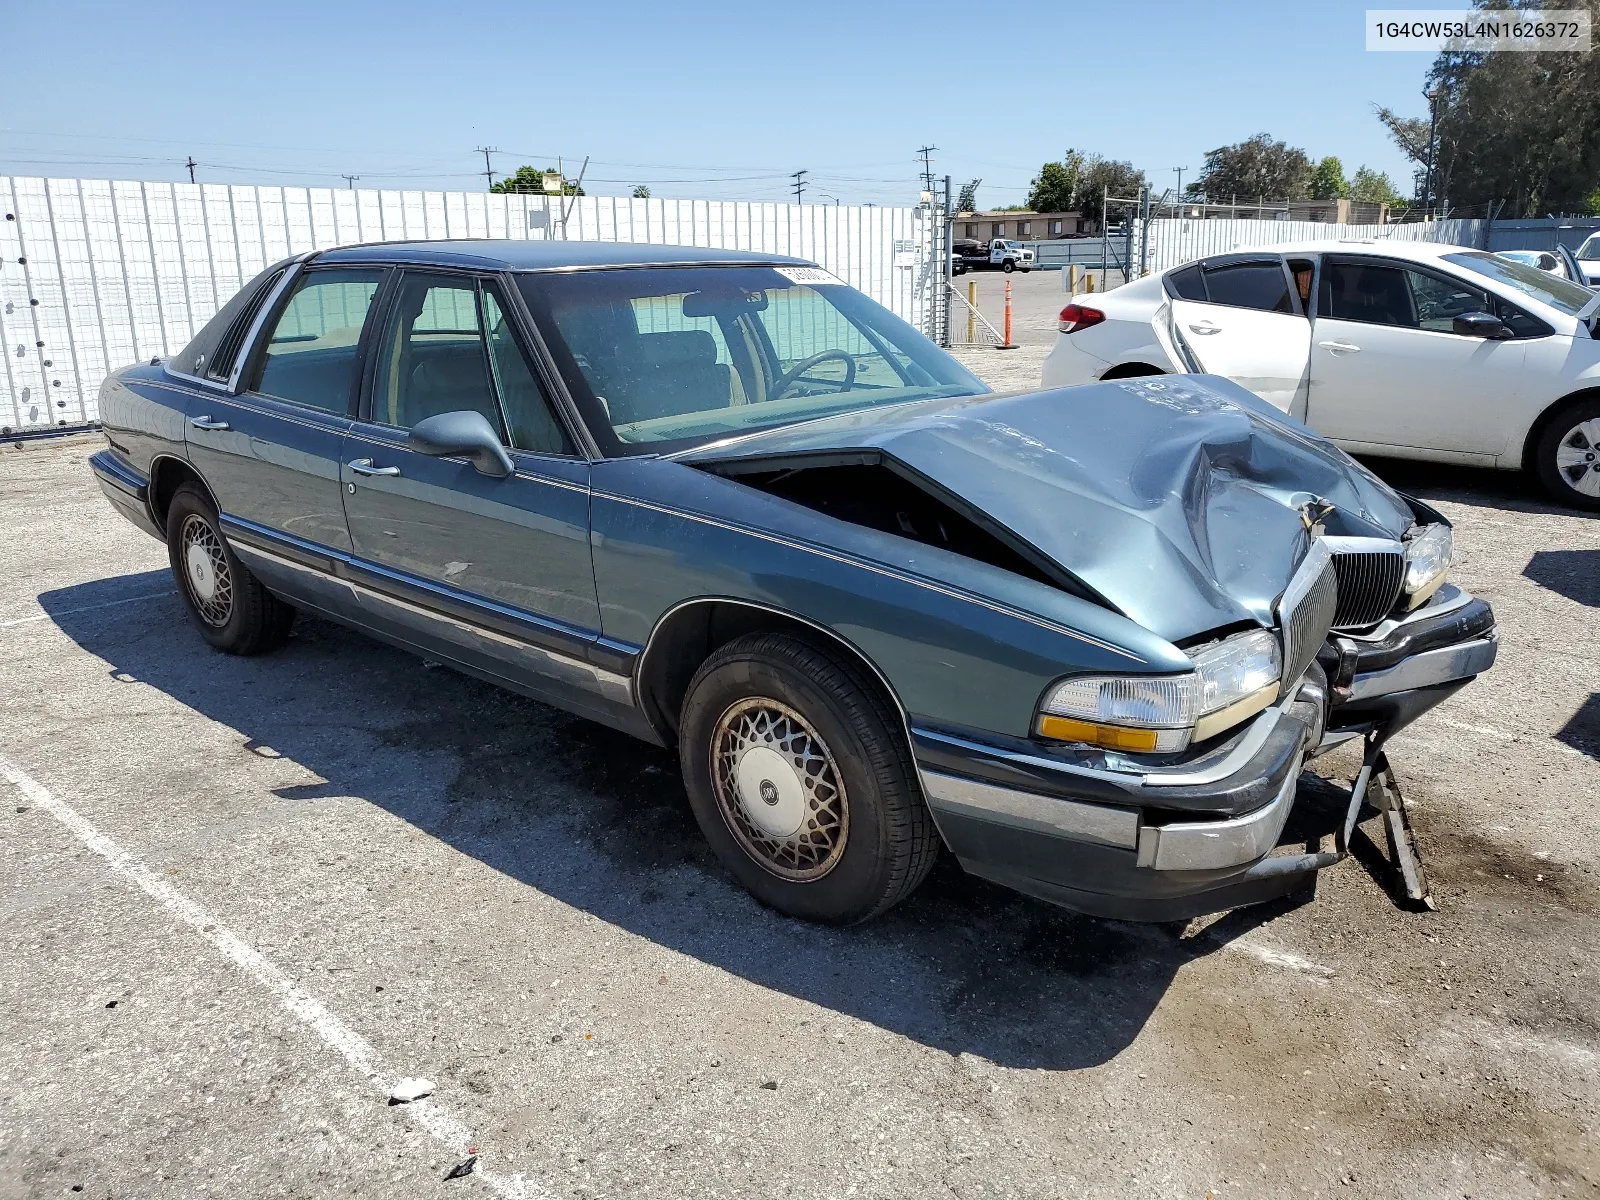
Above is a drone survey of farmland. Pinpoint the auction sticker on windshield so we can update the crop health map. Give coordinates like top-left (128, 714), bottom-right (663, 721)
top-left (775, 266), bottom-right (843, 287)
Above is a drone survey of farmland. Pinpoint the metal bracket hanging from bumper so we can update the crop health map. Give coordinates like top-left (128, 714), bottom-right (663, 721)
top-left (1339, 730), bottom-right (1436, 911)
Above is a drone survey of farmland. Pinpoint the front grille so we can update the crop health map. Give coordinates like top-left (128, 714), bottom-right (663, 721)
top-left (1280, 552), bottom-right (1338, 686)
top-left (1330, 549), bottom-right (1405, 629)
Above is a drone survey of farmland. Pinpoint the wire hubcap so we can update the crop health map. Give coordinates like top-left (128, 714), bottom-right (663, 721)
top-left (711, 698), bottom-right (848, 881)
top-left (1554, 419), bottom-right (1600, 497)
top-left (180, 514), bottom-right (233, 626)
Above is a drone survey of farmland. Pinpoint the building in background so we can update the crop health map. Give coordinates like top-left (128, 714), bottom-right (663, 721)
top-left (956, 210), bottom-right (1090, 240)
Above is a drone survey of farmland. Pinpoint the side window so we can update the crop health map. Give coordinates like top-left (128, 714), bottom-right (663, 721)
top-left (1200, 261), bottom-right (1294, 313)
top-left (1166, 264), bottom-right (1206, 301)
top-left (481, 283), bottom-right (574, 456)
top-left (252, 269), bottom-right (385, 413)
top-left (1405, 270), bottom-right (1489, 333)
top-left (209, 268), bottom-right (284, 383)
top-left (1320, 261), bottom-right (1416, 327)
top-left (373, 273), bottom-right (504, 435)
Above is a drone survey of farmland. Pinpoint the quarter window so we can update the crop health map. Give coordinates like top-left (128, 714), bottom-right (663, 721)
top-left (252, 269), bottom-right (384, 414)
top-left (1201, 261), bottom-right (1294, 313)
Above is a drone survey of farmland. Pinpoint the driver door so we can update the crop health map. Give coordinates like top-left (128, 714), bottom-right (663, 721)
top-left (338, 269), bottom-right (604, 698)
top-left (1308, 256), bottom-right (1527, 458)
top-left (1166, 255), bottom-right (1311, 416)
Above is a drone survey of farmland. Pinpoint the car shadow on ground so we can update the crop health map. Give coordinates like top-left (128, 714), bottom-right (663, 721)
top-left (1356, 455), bottom-right (1600, 520)
top-left (42, 570), bottom-right (1354, 1072)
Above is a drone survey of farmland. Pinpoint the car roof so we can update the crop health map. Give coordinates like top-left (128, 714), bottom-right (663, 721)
top-left (1168, 239), bottom-right (1480, 268)
top-left (312, 239), bottom-right (813, 271)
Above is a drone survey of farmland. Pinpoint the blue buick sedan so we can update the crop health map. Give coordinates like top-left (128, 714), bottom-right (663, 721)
top-left (90, 240), bottom-right (1496, 923)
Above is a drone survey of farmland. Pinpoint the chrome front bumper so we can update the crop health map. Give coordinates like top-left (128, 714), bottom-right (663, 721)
top-left (915, 584), bottom-right (1497, 922)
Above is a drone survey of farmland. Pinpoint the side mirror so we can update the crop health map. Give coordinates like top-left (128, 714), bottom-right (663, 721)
top-left (408, 410), bottom-right (514, 478)
top-left (1452, 311), bottom-right (1514, 340)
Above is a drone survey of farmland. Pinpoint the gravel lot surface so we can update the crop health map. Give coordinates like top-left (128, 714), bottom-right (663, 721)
top-left (2, 366), bottom-right (1597, 1197)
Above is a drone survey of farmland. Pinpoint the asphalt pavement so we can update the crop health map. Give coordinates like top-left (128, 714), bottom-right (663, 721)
top-left (2, 348), bottom-right (1598, 1195)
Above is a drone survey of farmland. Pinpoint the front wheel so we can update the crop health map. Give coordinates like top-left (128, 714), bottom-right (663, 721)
top-left (166, 484), bottom-right (296, 654)
top-left (678, 632), bottom-right (940, 924)
top-left (1002, 260), bottom-right (1016, 273)
top-left (1533, 398), bottom-right (1600, 511)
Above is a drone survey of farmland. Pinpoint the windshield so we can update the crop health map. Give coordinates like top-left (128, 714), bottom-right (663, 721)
top-left (1441, 251), bottom-right (1594, 317)
top-left (1578, 234), bottom-right (1600, 259)
top-left (519, 266), bottom-right (987, 454)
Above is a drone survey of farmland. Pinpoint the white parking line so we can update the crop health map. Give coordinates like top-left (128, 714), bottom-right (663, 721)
top-left (0, 590), bottom-right (175, 627)
top-left (0, 752), bottom-right (543, 1199)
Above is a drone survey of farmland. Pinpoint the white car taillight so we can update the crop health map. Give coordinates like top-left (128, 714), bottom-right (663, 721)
top-left (1058, 304), bottom-right (1105, 334)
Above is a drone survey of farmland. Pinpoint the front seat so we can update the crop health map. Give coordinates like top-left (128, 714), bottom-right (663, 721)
top-left (606, 330), bottom-right (735, 425)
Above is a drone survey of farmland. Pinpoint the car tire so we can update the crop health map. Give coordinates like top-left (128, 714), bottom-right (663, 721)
top-left (1533, 397), bottom-right (1600, 511)
top-left (1002, 260), bottom-right (1015, 273)
top-left (677, 631), bottom-right (940, 924)
top-left (166, 483), bottom-right (296, 654)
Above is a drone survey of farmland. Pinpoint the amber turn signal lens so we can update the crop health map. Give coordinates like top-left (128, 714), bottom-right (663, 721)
top-left (1037, 715), bottom-right (1159, 752)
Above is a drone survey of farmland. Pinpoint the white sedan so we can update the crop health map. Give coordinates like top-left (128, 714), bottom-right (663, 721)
top-left (1041, 240), bottom-right (1600, 509)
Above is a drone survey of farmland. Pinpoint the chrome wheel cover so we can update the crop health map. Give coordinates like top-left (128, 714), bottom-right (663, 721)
top-left (180, 513), bottom-right (233, 627)
top-left (1554, 418), bottom-right (1600, 498)
top-left (710, 698), bottom-right (848, 881)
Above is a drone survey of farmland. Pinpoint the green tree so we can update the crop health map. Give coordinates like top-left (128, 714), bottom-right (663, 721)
top-left (1076, 155), bottom-right (1146, 224)
top-left (1026, 150), bottom-right (1084, 211)
top-left (631, 184), bottom-right (651, 199)
top-left (1308, 156), bottom-right (1349, 200)
top-left (956, 177), bottom-right (982, 211)
top-left (1350, 167), bottom-right (1403, 205)
top-left (490, 165), bottom-right (584, 196)
top-left (1189, 133), bottom-right (1311, 202)
top-left (1589, 185), bottom-right (1600, 215)
top-left (1375, 0), bottom-right (1600, 216)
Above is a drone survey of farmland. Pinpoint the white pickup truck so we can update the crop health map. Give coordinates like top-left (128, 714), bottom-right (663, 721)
top-left (953, 238), bottom-right (1035, 274)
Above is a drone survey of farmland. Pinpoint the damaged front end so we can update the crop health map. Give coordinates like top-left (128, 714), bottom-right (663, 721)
top-left (684, 374), bottom-right (1496, 920)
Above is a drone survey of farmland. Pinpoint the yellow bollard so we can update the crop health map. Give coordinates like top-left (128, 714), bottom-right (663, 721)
top-left (967, 280), bottom-right (977, 344)
top-left (1068, 264), bottom-right (1079, 296)
top-left (1086, 273), bottom-right (1096, 294)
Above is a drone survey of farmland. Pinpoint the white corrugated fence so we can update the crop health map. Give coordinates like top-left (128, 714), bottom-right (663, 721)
top-left (0, 176), bottom-right (940, 432)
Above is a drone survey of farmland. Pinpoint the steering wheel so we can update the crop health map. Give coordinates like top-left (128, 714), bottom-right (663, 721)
top-left (770, 349), bottom-right (857, 399)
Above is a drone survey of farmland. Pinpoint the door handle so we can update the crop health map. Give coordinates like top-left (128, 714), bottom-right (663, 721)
top-left (190, 415), bottom-right (230, 431)
top-left (347, 458), bottom-right (401, 478)
top-left (1319, 340), bottom-right (1362, 354)
top-left (1187, 322), bottom-right (1222, 335)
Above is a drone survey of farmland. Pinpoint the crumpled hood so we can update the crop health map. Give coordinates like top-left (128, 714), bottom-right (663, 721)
top-left (683, 375), bottom-right (1418, 643)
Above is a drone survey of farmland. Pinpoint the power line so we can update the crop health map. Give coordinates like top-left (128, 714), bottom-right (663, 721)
top-left (790, 169), bottom-right (807, 203)
top-left (342, 174), bottom-right (360, 190)
top-left (185, 156), bottom-right (196, 184)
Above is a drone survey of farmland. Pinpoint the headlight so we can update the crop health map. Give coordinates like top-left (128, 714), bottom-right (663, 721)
top-left (1037, 629), bottom-right (1282, 753)
top-left (1403, 523), bottom-right (1453, 608)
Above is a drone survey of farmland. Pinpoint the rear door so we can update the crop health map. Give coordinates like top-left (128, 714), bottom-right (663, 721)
top-left (186, 265), bottom-right (387, 611)
top-left (1166, 255), bottom-right (1311, 414)
top-left (337, 269), bottom-right (608, 708)
top-left (1308, 255), bottom-right (1528, 457)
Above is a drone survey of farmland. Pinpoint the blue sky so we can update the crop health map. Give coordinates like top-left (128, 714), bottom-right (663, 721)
top-left (2, 0), bottom-right (1440, 208)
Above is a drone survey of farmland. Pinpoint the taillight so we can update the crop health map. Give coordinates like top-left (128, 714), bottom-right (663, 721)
top-left (1058, 304), bottom-right (1105, 333)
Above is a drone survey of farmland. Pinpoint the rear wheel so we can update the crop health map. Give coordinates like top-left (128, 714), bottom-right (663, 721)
top-left (166, 484), bottom-right (295, 654)
top-left (678, 632), bottom-right (939, 924)
top-left (1533, 398), bottom-right (1600, 511)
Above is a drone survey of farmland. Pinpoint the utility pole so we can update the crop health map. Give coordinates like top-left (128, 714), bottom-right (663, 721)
top-left (1172, 167), bottom-right (1188, 214)
top-left (916, 144), bottom-right (938, 202)
top-left (185, 156), bottom-right (197, 184)
top-left (476, 146), bottom-right (499, 191)
top-left (790, 170), bottom-right (807, 204)
top-left (1423, 84), bottom-right (1444, 215)
top-left (342, 174), bottom-right (360, 190)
